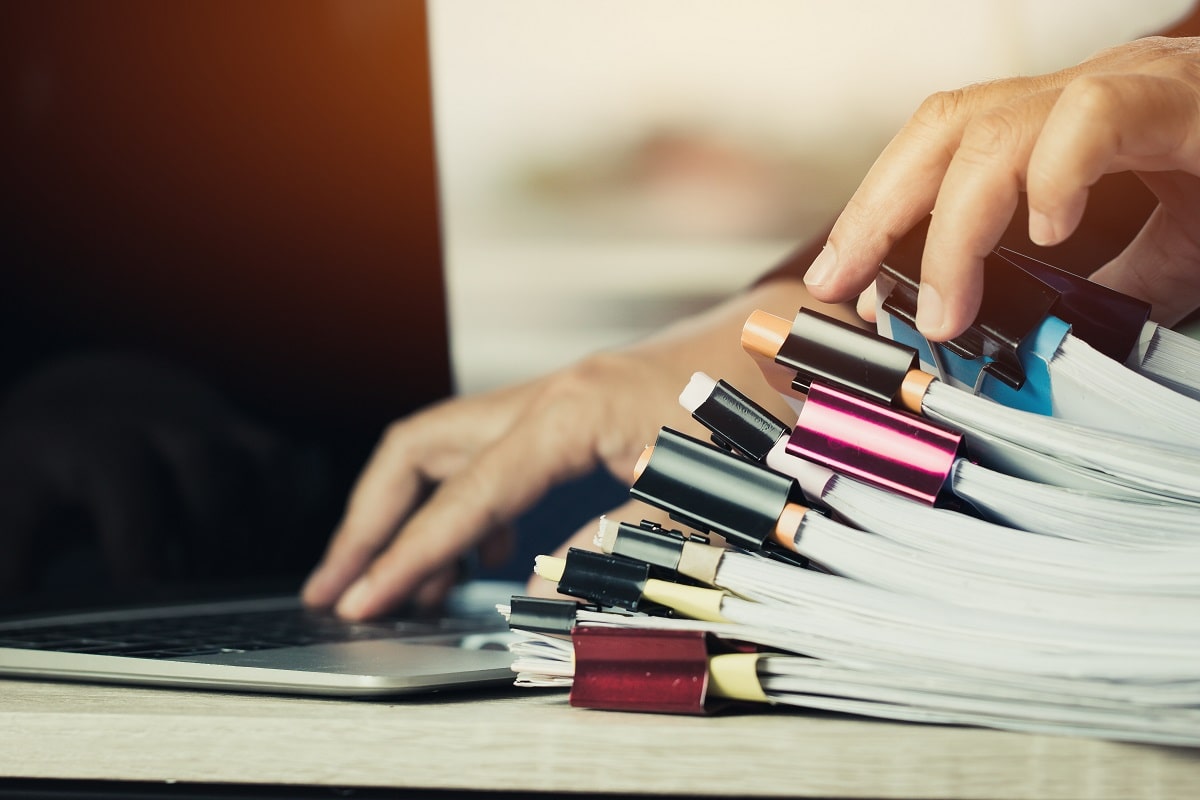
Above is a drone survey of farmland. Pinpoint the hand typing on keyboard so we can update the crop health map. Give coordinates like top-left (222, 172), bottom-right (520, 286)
top-left (299, 279), bottom-right (841, 620)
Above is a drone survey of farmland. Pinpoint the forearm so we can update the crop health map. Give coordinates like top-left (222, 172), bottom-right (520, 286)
top-left (630, 274), bottom-right (859, 425)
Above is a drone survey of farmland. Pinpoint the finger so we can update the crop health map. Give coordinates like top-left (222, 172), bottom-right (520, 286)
top-left (412, 565), bottom-right (462, 611)
top-left (333, 391), bottom-right (600, 619)
top-left (803, 105), bottom-right (960, 302)
top-left (856, 282), bottom-right (878, 324)
top-left (1027, 72), bottom-right (1200, 246)
top-left (918, 88), bottom-right (1061, 340)
top-left (807, 78), bottom-right (1053, 304)
top-left (1090, 172), bottom-right (1200, 326)
top-left (302, 387), bottom-right (533, 608)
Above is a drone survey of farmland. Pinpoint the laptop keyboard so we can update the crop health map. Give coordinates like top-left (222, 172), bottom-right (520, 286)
top-left (0, 608), bottom-right (476, 660)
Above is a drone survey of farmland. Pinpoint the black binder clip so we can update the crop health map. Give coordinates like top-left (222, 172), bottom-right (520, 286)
top-left (604, 520), bottom-right (710, 578)
top-left (507, 596), bottom-right (590, 635)
top-left (689, 378), bottom-right (789, 460)
top-left (775, 308), bottom-right (920, 404)
top-left (556, 548), bottom-right (658, 613)
top-left (686, 379), bottom-right (788, 465)
top-left (630, 427), bottom-right (808, 568)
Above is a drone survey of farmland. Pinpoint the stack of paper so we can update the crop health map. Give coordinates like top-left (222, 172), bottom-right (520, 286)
top-left (501, 258), bottom-right (1200, 747)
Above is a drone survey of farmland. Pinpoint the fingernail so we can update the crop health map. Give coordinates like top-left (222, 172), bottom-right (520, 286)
top-left (1028, 210), bottom-right (1056, 246)
top-left (804, 243), bottom-right (837, 288)
top-left (336, 577), bottom-right (372, 619)
top-left (915, 282), bottom-right (945, 337)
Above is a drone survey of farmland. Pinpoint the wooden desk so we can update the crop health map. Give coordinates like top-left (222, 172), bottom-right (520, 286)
top-left (1, 677), bottom-right (1197, 798)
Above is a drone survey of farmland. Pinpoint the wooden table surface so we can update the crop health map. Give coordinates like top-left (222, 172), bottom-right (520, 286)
top-left (1, 677), bottom-right (1197, 798)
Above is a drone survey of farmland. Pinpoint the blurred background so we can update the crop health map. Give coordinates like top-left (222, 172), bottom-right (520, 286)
top-left (1, 0), bottom-right (1192, 596)
top-left (430, 0), bottom-right (1192, 393)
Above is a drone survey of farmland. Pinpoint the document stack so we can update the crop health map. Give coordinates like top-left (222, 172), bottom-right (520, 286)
top-left (501, 252), bottom-right (1200, 747)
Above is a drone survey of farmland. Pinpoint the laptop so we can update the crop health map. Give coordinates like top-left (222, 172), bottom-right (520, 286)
top-left (0, 0), bottom-right (516, 695)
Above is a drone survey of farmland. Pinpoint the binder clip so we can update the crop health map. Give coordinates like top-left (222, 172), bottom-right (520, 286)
top-left (776, 308), bottom-right (920, 404)
top-left (787, 380), bottom-right (962, 506)
top-left (879, 217), bottom-right (1058, 392)
top-left (630, 428), bottom-right (808, 567)
top-left (555, 548), bottom-right (661, 613)
top-left (601, 520), bottom-right (711, 580)
top-left (688, 377), bottom-right (790, 460)
top-left (992, 247), bottom-right (1151, 364)
top-left (569, 627), bottom-right (765, 715)
top-left (746, 311), bottom-right (964, 503)
top-left (507, 596), bottom-right (590, 636)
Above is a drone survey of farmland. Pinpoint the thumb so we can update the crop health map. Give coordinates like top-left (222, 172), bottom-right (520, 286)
top-left (1089, 173), bottom-right (1200, 327)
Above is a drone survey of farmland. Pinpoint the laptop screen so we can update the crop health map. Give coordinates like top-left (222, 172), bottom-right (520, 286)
top-left (0, 1), bottom-right (452, 613)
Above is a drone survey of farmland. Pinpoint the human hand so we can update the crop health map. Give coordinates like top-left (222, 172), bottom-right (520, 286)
top-left (300, 278), bottom-right (830, 620)
top-left (803, 35), bottom-right (1200, 340)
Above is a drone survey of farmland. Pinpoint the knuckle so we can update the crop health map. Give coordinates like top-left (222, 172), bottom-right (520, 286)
top-left (1058, 74), bottom-right (1121, 120)
top-left (373, 420), bottom-right (422, 476)
top-left (834, 193), bottom-right (905, 259)
top-left (1164, 241), bottom-right (1200, 293)
top-left (837, 192), bottom-right (876, 230)
top-left (1171, 58), bottom-right (1200, 88)
top-left (912, 88), bottom-right (971, 130)
top-left (536, 352), bottom-right (635, 409)
top-left (528, 352), bottom-right (651, 466)
top-left (433, 469), bottom-right (512, 540)
top-left (380, 418), bottom-right (412, 451)
top-left (956, 110), bottom-right (1021, 165)
top-left (1113, 246), bottom-right (1200, 314)
top-left (438, 465), bottom-right (492, 509)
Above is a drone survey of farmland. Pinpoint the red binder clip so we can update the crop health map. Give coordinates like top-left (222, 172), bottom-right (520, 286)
top-left (570, 627), bottom-right (763, 715)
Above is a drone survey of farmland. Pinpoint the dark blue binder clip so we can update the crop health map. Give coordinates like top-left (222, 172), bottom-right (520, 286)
top-left (878, 215), bottom-right (1157, 390)
top-left (992, 247), bottom-right (1151, 364)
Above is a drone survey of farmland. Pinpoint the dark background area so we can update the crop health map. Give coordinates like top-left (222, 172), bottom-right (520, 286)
top-left (0, 1), bottom-right (455, 608)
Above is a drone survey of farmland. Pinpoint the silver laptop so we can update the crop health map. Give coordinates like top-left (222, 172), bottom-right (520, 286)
top-left (0, 0), bottom-right (515, 695)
